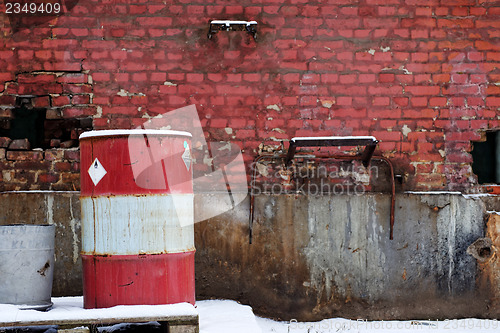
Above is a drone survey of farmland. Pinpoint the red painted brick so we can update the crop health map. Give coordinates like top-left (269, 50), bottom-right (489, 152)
top-left (7, 151), bottom-right (43, 161)
top-left (359, 74), bottom-right (376, 83)
top-left (339, 73), bottom-right (359, 85)
top-left (321, 74), bottom-right (338, 84)
top-left (0, 0), bottom-right (496, 192)
top-left (405, 86), bottom-right (441, 96)
top-left (394, 97), bottom-right (409, 107)
top-left (373, 97), bottom-right (390, 106)
top-left (411, 97), bottom-right (428, 107)
top-left (438, 18), bottom-right (474, 28)
top-left (150, 72), bottom-right (167, 82)
top-left (486, 97), bottom-right (500, 107)
top-left (401, 18), bottom-right (436, 28)
top-left (429, 97), bottom-right (447, 107)
top-left (243, 73), bottom-right (261, 82)
top-left (136, 17), bottom-right (172, 27)
top-left (300, 96), bottom-right (318, 106)
top-left (52, 95), bottom-right (71, 107)
top-left (62, 106), bottom-right (97, 118)
top-left (377, 73), bottom-right (394, 83)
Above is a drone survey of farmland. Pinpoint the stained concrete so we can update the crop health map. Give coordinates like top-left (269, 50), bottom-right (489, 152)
top-left (0, 191), bottom-right (82, 297)
top-left (194, 193), bottom-right (490, 321)
top-left (0, 191), bottom-right (498, 321)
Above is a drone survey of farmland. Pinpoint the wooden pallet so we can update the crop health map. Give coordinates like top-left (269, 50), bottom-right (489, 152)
top-left (0, 313), bottom-right (198, 333)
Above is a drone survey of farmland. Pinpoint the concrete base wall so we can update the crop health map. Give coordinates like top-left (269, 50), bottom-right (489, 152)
top-left (0, 191), bottom-right (499, 321)
top-left (195, 193), bottom-right (493, 320)
top-left (0, 191), bottom-right (82, 297)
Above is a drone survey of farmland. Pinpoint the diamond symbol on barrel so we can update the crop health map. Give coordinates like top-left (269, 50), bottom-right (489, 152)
top-left (88, 158), bottom-right (107, 186)
top-left (182, 147), bottom-right (191, 170)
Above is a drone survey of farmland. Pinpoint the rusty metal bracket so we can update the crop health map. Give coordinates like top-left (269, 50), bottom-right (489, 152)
top-left (285, 136), bottom-right (379, 167)
top-left (208, 20), bottom-right (258, 40)
top-left (249, 136), bottom-right (397, 242)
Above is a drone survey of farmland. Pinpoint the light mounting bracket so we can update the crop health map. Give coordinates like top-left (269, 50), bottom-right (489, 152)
top-left (208, 20), bottom-right (258, 40)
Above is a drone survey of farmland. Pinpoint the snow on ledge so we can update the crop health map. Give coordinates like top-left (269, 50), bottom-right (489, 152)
top-left (404, 191), bottom-right (463, 195)
top-left (0, 190), bottom-right (79, 194)
top-left (210, 20), bottom-right (257, 26)
top-left (291, 136), bottom-right (377, 142)
top-left (79, 129), bottom-right (192, 140)
top-left (463, 193), bottom-right (497, 198)
top-left (405, 192), bottom-right (499, 199)
top-left (0, 297), bottom-right (196, 324)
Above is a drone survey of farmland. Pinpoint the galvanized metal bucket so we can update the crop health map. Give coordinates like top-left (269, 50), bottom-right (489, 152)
top-left (0, 224), bottom-right (55, 310)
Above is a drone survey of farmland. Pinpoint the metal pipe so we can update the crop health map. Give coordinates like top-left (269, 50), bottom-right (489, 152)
top-left (372, 156), bottom-right (396, 240)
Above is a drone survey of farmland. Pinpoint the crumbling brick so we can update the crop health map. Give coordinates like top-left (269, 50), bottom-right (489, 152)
top-left (0, 137), bottom-right (11, 148)
top-left (8, 139), bottom-right (30, 150)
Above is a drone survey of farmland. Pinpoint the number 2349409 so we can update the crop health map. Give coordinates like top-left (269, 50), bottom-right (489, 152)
top-left (5, 2), bottom-right (61, 14)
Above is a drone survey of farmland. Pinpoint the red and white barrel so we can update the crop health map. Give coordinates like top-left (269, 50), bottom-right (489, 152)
top-left (79, 129), bottom-right (194, 309)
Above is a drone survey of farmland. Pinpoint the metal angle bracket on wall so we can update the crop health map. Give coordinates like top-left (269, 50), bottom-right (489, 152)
top-left (248, 136), bottom-right (397, 242)
top-left (207, 20), bottom-right (258, 40)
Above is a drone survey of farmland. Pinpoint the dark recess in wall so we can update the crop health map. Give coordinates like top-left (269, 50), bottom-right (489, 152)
top-left (471, 131), bottom-right (499, 184)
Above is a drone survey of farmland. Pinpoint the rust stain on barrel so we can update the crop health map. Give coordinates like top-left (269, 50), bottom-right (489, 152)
top-left (37, 261), bottom-right (50, 277)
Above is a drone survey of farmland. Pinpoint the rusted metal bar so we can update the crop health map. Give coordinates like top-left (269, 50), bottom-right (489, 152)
top-left (360, 142), bottom-right (378, 167)
top-left (372, 156), bottom-right (396, 240)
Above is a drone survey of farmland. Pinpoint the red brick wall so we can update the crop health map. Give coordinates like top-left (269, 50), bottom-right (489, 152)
top-left (0, 0), bottom-right (499, 191)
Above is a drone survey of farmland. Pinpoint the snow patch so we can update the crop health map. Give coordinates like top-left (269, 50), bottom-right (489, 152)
top-left (210, 20), bottom-right (257, 26)
top-left (79, 129), bottom-right (192, 139)
top-left (0, 297), bottom-right (196, 323)
top-left (0, 190), bottom-right (79, 194)
top-left (291, 136), bottom-right (377, 142)
top-left (1, 297), bottom-right (499, 333)
top-left (197, 300), bottom-right (262, 333)
top-left (404, 191), bottom-right (462, 195)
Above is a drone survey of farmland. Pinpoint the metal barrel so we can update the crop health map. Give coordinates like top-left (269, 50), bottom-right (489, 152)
top-left (79, 129), bottom-right (195, 309)
top-left (0, 224), bottom-right (55, 310)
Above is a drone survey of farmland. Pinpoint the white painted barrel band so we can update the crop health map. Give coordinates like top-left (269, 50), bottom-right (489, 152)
top-left (81, 194), bottom-right (194, 255)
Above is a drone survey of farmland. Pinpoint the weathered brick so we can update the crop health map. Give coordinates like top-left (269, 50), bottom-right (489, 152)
top-left (7, 151), bottom-right (42, 161)
top-left (405, 86), bottom-right (441, 96)
top-left (0, 0), bottom-right (496, 193)
top-left (38, 173), bottom-right (61, 183)
top-left (8, 139), bottom-right (30, 150)
top-left (0, 137), bottom-right (11, 148)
